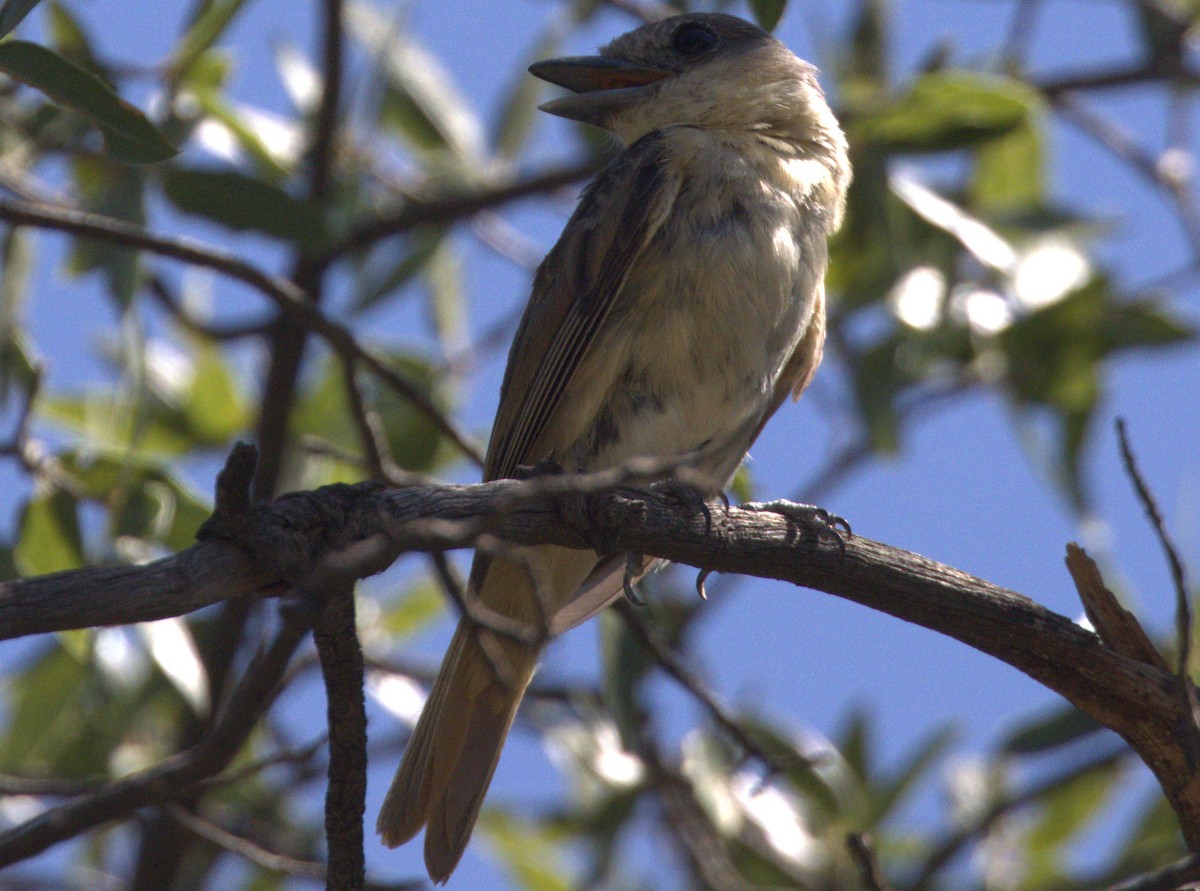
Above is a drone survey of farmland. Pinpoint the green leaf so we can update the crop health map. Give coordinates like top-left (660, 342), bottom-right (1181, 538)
top-left (14, 487), bottom-right (84, 574)
top-left (0, 641), bottom-right (89, 772)
top-left (169, 0), bottom-right (249, 83)
top-left (494, 29), bottom-right (562, 159)
top-left (1001, 705), bottom-right (1103, 754)
top-left (0, 0), bottom-right (42, 40)
top-left (0, 40), bottom-right (177, 162)
top-left (351, 228), bottom-right (444, 315)
top-left (68, 159), bottom-right (146, 308)
top-left (59, 450), bottom-right (211, 551)
top-left (859, 71), bottom-right (1035, 153)
top-left (972, 118), bottom-right (1045, 214)
top-left (347, 2), bottom-right (484, 167)
top-left (748, 0), bottom-right (788, 32)
top-left (869, 724), bottom-right (956, 825)
top-left (46, 1), bottom-right (103, 75)
top-left (478, 811), bottom-right (572, 891)
top-left (0, 226), bottom-right (38, 403)
top-left (382, 578), bottom-right (445, 640)
top-left (1026, 758), bottom-right (1120, 858)
top-left (162, 167), bottom-right (329, 252)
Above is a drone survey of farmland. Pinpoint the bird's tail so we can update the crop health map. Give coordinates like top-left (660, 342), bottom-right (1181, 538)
top-left (377, 618), bottom-right (537, 883)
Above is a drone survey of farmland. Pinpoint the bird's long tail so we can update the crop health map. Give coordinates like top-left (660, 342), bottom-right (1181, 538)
top-left (376, 618), bottom-right (537, 883)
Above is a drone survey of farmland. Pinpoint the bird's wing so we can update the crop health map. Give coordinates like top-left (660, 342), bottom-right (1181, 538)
top-left (484, 132), bottom-right (680, 482)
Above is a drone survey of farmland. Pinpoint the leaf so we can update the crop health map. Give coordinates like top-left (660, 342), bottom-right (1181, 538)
top-left (972, 118), bottom-right (1046, 214)
top-left (869, 724), bottom-right (956, 825)
top-left (347, 2), bottom-right (485, 166)
top-left (1001, 705), bottom-right (1104, 754)
top-left (14, 487), bottom-right (84, 575)
top-left (748, 0), bottom-right (788, 32)
top-left (1026, 758), bottom-right (1121, 856)
top-left (493, 28), bottom-right (562, 159)
top-left (478, 811), bottom-right (572, 891)
top-left (168, 0), bottom-right (249, 83)
top-left (859, 71), bottom-right (1035, 153)
top-left (382, 578), bottom-right (445, 639)
top-left (0, 40), bottom-right (177, 162)
top-left (68, 159), bottom-right (145, 307)
top-left (162, 167), bottom-right (328, 251)
top-left (0, 0), bottom-right (41, 40)
top-left (178, 336), bottom-right (251, 443)
top-left (46, 1), bottom-right (103, 75)
top-left (0, 641), bottom-right (89, 772)
top-left (0, 226), bottom-right (39, 403)
top-left (350, 228), bottom-right (444, 314)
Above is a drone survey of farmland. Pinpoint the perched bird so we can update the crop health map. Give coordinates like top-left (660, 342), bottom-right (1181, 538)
top-left (377, 12), bottom-right (850, 882)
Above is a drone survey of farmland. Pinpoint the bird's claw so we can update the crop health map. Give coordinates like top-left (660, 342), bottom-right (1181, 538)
top-left (741, 499), bottom-right (850, 557)
top-left (650, 476), bottom-right (715, 534)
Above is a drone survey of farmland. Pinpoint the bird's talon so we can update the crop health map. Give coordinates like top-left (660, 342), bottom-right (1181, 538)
top-left (741, 499), bottom-right (850, 554)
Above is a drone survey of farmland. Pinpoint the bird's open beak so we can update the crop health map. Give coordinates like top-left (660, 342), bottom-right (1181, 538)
top-left (529, 55), bottom-right (672, 126)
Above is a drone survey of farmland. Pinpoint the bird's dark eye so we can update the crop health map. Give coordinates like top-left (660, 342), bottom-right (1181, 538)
top-left (671, 24), bottom-right (718, 58)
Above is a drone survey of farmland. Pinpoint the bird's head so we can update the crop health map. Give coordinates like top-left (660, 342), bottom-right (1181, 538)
top-left (530, 13), bottom-right (841, 150)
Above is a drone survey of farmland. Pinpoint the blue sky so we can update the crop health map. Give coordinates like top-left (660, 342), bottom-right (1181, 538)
top-left (4, 0), bottom-right (1200, 887)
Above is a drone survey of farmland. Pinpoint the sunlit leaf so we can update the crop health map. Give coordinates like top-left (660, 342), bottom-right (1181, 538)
top-left (168, 0), bottom-right (249, 83)
top-left (0, 41), bottom-right (176, 162)
top-left (972, 118), bottom-right (1046, 214)
top-left (68, 159), bottom-right (145, 308)
top-left (858, 71), bottom-right (1035, 153)
top-left (382, 578), bottom-right (445, 639)
top-left (14, 487), bottom-right (84, 575)
top-left (0, 642), bottom-right (89, 772)
top-left (478, 810), bottom-right (573, 891)
top-left (1026, 758), bottom-right (1121, 857)
top-left (347, 2), bottom-right (485, 166)
top-left (163, 167), bottom-right (329, 252)
top-left (45, 1), bottom-right (103, 75)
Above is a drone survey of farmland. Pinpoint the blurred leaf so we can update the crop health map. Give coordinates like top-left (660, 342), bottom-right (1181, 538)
top-left (163, 167), bottom-right (329, 252)
top-left (58, 449), bottom-right (211, 550)
top-left (179, 336), bottom-right (251, 443)
top-left (600, 611), bottom-right (652, 752)
top-left (1026, 758), bottom-right (1120, 864)
top-left (45, 1), bottom-right (104, 75)
top-left (478, 810), bottom-right (572, 891)
top-left (351, 228), bottom-right (444, 314)
top-left (69, 159), bottom-right (145, 307)
top-left (748, 0), bottom-right (787, 31)
top-left (0, 226), bottom-right (39, 403)
top-left (169, 0), bottom-right (249, 82)
top-left (869, 724), bottom-right (956, 825)
top-left (190, 89), bottom-right (293, 178)
top-left (424, 236), bottom-right (466, 356)
top-left (0, 41), bottom-right (176, 162)
top-left (858, 71), bottom-right (1035, 153)
top-left (293, 352), bottom-right (451, 474)
top-left (972, 117), bottom-right (1045, 214)
top-left (735, 716), bottom-right (844, 821)
top-left (347, 2), bottom-right (485, 167)
top-left (382, 578), bottom-right (445, 639)
top-left (0, 0), bottom-right (41, 40)
top-left (0, 641), bottom-right (89, 771)
top-left (14, 487), bottom-right (84, 574)
top-left (494, 29), bottom-right (561, 159)
top-left (1001, 705), bottom-right (1104, 754)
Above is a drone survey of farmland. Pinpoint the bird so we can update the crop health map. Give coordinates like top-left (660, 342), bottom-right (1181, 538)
top-left (376, 12), bottom-right (850, 883)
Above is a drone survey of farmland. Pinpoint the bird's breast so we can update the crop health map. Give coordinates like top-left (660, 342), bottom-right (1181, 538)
top-left (556, 131), bottom-right (828, 480)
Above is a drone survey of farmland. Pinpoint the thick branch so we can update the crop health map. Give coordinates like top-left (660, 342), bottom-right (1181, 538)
top-left (2, 472), bottom-right (1198, 847)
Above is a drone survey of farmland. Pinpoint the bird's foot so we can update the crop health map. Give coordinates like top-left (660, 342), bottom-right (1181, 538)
top-left (649, 476), bottom-right (720, 534)
top-left (740, 499), bottom-right (850, 556)
top-left (511, 456), bottom-right (563, 480)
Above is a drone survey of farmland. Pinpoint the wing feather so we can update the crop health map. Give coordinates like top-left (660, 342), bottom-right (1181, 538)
top-left (484, 133), bottom-right (679, 482)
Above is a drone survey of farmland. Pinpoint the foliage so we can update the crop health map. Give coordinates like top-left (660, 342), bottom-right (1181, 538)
top-left (0, 0), bottom-right (1195, 888)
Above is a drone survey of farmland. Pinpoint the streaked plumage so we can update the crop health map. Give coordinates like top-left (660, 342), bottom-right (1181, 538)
top-left (378, 13), bottom-right (850, 882)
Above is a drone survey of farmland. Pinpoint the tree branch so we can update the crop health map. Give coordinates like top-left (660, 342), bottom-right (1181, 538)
top-left (4, 451), bottom-right (1200, 851)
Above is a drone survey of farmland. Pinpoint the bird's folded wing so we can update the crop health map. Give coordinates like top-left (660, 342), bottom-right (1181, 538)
top-left (483, 132), bottom-right (681, 483)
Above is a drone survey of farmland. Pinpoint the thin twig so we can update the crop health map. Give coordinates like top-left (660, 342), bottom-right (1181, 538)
top-left (1115, 419), bottom-right (1192, 678)
top-left (615, 599), bottom-right (807, 780)
top-left (848, 833), bottom-right (895, 891)
top-left (0, 197), bottom-right (484, 466)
